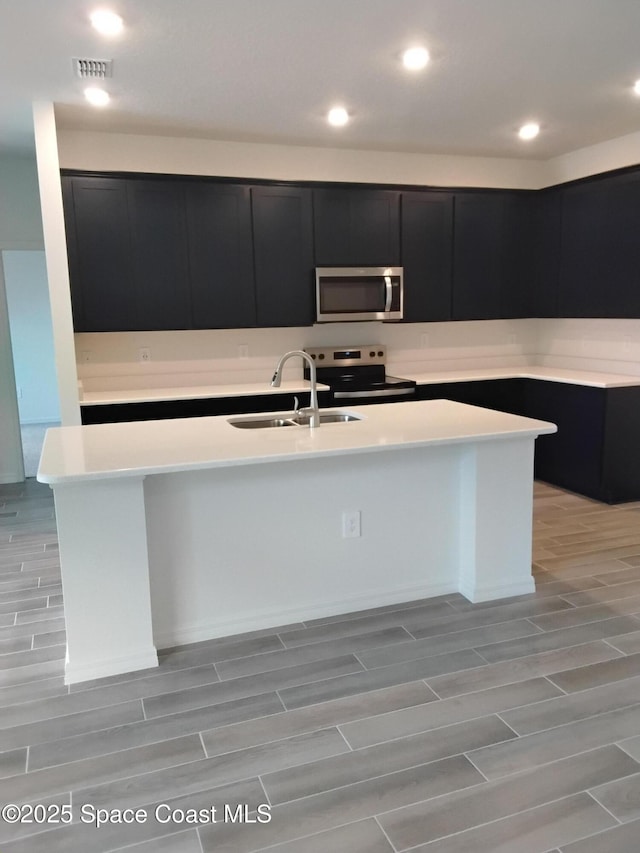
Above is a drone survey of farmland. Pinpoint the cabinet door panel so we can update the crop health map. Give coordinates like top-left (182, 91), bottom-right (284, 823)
top-left (63, 176), bottom-right (138, 331)
top-left (313, 189), bottom-right (400, 265)
top-left (401, 191), bottom-right (453, 322)
top-left (452, 193), bottom-right (504, 320)
top-left (524, 380), bottom-right (605, 499)
top-left (186, 183), bottom-right (255, 328)
top-left (127, 181), bottom-right (191, 330)
top-left (501, 192), bottom-right (535, 318)
top-left (252, 186), bottom-right (314, 327)
top-left (559, 172), bottom-right (640, 318)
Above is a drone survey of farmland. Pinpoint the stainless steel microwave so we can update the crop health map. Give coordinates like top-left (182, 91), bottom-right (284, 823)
top-left (315, 267), bottom-right (403, 323)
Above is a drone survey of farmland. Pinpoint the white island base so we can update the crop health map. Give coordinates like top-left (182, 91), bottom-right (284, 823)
top-left (40, 400), bottom-right (555, 685)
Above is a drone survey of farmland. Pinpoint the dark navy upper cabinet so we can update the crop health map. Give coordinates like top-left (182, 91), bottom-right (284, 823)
top-left (313, 188), bottom-right (400, 265)
top-left (251, 185), bottom-right (314, 327)
top-left (559, 171), bottom-right (640, 318)
top-left (452, 192), bottom-right (505, 320)
top-left (186, 183), bottom-right (256, 328)
top-left (400, 191), bottom-right (453, 322)
top-left (528, 188), bottom-right (562, 318)
top-left (62, 176), bottom-right (138, 332)
top-left (127, 180), bottom-right (192, 330)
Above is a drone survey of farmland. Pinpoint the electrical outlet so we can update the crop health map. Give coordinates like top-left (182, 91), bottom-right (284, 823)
top-left (138, 348), bottom-right (151, 362)
top-left (238, 344), bottom-right (249, 359)
top-left (342, 510), bottom-right (361, 538)
top-left (80, 350), bottom-right (92, 363)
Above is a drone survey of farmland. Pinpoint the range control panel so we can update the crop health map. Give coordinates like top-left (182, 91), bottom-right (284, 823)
top-left (304, 346), bottom-right (386, 368)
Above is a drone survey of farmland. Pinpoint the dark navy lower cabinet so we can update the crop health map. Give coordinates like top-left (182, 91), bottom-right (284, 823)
top-left (416, 378), bottom-right (640, 503)
top-left (80, 392), bottom-right (332, 425)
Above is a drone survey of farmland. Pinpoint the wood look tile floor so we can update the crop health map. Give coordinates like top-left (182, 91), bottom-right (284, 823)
top-left (1, 480), bottom-right (640, 852)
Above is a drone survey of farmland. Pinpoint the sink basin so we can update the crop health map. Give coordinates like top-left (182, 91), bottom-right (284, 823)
top-left (291, 412), bottom-right (361, 425)
top-left (227, 410), bottom-right (363, 429)
top-left (227, 416), bottom-right (296, 429)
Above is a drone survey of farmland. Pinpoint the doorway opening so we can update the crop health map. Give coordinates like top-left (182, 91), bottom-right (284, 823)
top-left (2, 250), bottom-right (60, 478)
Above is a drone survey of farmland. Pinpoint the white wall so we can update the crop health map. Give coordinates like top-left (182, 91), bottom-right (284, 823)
top-left (57, 130), bottom-right (549, 190)
top-left (0, 155), bottom-right (44, 481)
top-left (0, 263), bottom-right (24, 483)
top-left (33, 103), bottom-right (80, 426)
top-left (0, 155), bottom-right (44, 251)
top-left (3, 251), bottom-right (61, 423)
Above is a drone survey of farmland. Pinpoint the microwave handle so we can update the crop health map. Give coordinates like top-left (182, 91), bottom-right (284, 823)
top-left (384, 276), bottom-right (392, 312)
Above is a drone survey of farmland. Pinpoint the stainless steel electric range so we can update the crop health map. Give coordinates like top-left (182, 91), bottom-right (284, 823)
top-left (304, 346), bottom-right (416, 405)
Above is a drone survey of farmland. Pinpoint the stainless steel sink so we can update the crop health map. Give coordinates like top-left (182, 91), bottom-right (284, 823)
top-left (227, 417), bottom-right (296, 429)
top-left (227, 410), bottom-right (363, 429)
top-left (292, 412), bottom-right (361, 425)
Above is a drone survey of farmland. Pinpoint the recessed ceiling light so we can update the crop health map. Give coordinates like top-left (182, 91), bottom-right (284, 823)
top-left (327, 107), bottom-right (349, 127)
top-left (90, 9), bottom-right (123, 36)
top-left (402, 46), bottom-right (430, 71)
top-left (634, 79), bottom-right (640, 96)
top-left (518, 122), bottom-right (540, 140)
top-left (84, 87), bottom-right (110, 107)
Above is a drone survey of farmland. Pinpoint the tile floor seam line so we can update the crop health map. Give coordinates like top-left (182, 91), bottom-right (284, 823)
top-left (461, 748), bottom-right (491, 782)
top-left (374, 814), bottom-right (400, 853)
top-left (264, 747), bottom-right (489, 810)
top-left (2, 708), bottom-right (202, 768)
top-left (257, 773), bottom-right (272, 808)
top-left (469, 647), bottom-right (492, 664)
top-left (198, 730), bottom-right (208, 760)
top-left (335, 722), bottom-right (354, 752)
top-left (600, 637), bottom-right (626, 655)
top-left (473, 632), bottom-right (637, 668)
top-left (422, 678), bottom-right (442, 699)
top-left (472, 699), bottom-right (640, 760)
top-left (584, 787), bottom-right (625, 825)
top-left (196, 825), bottom-right (205, 853)
top-left (384, 789), bottom-right (615, 853)
top-left (492, 712), bottom-right (521, 738)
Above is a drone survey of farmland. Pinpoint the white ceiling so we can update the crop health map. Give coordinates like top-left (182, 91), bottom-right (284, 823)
top-left (1, 0), bottom-right (640, 159)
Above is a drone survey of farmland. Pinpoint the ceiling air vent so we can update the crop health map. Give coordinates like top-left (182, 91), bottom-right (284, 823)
top-left (72, 58), bottom-right (113, 79)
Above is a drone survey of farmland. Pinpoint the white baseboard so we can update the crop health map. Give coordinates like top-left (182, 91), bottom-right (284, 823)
top-left (64, 648), bottom-right (159, 685)
top-left (153, 580), bottom-right (459, 650)
top-left (0, 472), bottom-right (25, 484)
top-left (458, 577), bottom-right (536, 604)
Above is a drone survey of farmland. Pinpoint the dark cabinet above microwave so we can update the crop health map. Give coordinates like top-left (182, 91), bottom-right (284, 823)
top-left (313, 188), bottom-right (401, 266)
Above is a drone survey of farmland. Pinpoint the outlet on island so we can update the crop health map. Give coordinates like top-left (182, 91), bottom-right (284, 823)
top-left (342, 510), bottom-right (361, 538)
top-left (138, 348), bottom-right (151, 362)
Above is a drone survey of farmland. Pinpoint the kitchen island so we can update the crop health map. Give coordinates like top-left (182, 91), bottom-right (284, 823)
top-left (38, 400), bottom-right (556, 685)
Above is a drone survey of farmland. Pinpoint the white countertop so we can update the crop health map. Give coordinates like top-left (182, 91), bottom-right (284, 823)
top-left (78, 366), bottom-right (640, 407)
top-left (80, 379), bottom-right (329, 406)
top-left (38, 399), bottom-right (556, 485)
top-left (405, 366), bottom-right (640, 388)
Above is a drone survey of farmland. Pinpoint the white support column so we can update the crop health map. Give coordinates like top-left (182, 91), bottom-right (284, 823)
top-left (52, 477), bottom-right (158, 684)
top-left (458, 437), bottom-right (536, 602)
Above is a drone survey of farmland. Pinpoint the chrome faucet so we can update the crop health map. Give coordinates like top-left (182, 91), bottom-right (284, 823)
top-left (271, 350), bottom-right (320, 428)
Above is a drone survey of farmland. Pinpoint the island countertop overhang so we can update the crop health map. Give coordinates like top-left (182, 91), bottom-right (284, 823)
top-left (38, 399), bottom-right (557, 486)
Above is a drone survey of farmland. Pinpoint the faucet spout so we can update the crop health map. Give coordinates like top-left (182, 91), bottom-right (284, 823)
top-left (270, 350), bottom-right (320, 427)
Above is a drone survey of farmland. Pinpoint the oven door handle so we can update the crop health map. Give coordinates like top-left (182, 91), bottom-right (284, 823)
top-left (334, 387), bottom-right (415, 399)
top-left (384, 275), bottom-right (392, 312)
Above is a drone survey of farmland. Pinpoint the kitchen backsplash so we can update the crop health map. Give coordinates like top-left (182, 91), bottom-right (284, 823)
top-left (75, 317), bottom-right (640, 392)
top-left (75, 320), bottom-right (536, 391)
top-left (536, 318), bottom-right (640, 377)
